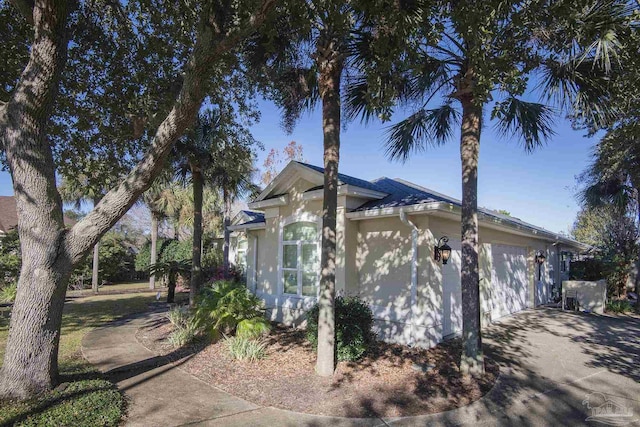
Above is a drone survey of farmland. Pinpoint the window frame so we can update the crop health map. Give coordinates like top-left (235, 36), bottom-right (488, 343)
top-left (277, 214), bottom-right (321, 299)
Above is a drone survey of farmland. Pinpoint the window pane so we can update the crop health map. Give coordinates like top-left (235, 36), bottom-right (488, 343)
top-left (301, 272), bottom-right (317, 296)
top-left (283, 244), bottom-right (297, 268)
top-left (238, 250), bottom-right (247, 267)
top-left (302, 244), bottom-right (318, 271)
top-left (237, 238), bottom-right (248, 250)
top-left (283, 271), bottom-right (298, 294)
top-left (284, 222), bottom-right (317, 241)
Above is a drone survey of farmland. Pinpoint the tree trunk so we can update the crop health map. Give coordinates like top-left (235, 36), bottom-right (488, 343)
top-left (0, 0), bottom-right (72, 399)
top-left (0, 0), bottom-right (275, 400)
top-left (315, 39), bottom-right (343, 377)
top-left (91, 242), bottom-right (100, 293)
top-left (222, 187), bottom-right (231, 279)
top-left (190, 168), bottom-right (203, 305)
top-left (149, 213), bottom-right (159, 290)
top-left (91, 196), bottom-right (102, 293)
top-left (167, 282), bottom-right (176, 303)
top-left (458, 95), bottom-right (485, 376)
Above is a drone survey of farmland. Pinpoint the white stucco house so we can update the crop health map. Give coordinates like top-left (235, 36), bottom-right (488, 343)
top-left (228, 161), bottom-right (587, 348)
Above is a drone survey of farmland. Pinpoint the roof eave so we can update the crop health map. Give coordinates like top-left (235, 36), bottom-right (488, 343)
top-left (346, 202), bottom-right (588, 250)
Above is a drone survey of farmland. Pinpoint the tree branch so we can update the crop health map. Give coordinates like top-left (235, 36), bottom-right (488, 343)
top-left (65, 0), bottom-right (276, 262)
top-left (9, 0), bottom-right (34, 25)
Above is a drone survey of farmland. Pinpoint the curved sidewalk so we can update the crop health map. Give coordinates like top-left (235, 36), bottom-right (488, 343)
top-left (82, 308), bottom-right (640, 426)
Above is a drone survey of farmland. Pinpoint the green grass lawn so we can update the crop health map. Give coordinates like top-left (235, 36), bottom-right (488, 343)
top-left (66, 280), bottom-right (159, 298)
top-left (0, 292), bottom-right (160, 426)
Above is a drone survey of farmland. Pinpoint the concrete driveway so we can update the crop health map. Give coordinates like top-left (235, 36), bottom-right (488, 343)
top-left (392, 307), bottom-right (640, 426)
top-left (83, 307), bottom-right (640, 426)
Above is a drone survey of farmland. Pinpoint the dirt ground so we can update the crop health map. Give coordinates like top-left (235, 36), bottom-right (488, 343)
top-left (136, 318), bottom-right (498, 418)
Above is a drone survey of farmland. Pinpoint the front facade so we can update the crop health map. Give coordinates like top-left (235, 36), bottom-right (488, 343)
top-left (229, 162), bottom-right (586, 348)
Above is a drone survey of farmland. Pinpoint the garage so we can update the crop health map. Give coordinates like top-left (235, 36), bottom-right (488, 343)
top-left (490, 244), bottom-right (529, 320)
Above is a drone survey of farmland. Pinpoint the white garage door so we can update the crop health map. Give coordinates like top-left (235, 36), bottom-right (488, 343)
top-left (490, 244), bottom-right (529, 320)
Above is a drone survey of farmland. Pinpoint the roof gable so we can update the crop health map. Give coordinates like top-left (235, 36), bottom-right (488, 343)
top-left (254, 161), bottom-right (387, 202)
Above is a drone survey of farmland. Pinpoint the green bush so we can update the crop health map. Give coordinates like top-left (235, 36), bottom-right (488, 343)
top-left (606, 299), bottom-right (632, 313)
top-left (224, 336), bottom-right (267, 361)
top-left (0, 230), bottom-right (21, 286)
top-left (306, 296), bottom-right (374, 362)
top-left (236, 317), bottom-right (271, 339)
top-left (0, 283), bottom-right (17, 303)
top-left (166, 306), bottom-right (199, 347)
top-left (193, 280), bottom-right (267, 339)
top-left (569, 259), bottom-right (607, 281)
top-left (135, 238), bottom-right (193, 274)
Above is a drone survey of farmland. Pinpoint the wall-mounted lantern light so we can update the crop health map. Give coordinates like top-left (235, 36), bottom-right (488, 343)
top-left (434, 236), bottom-right (452, 265)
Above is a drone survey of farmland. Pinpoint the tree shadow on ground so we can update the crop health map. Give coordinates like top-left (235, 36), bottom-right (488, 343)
top-left (333, 308), bottom-right (640, 425)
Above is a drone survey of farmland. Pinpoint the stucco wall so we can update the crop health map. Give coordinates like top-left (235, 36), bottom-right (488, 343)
top-left (246, 176), bottom-right (571, 347)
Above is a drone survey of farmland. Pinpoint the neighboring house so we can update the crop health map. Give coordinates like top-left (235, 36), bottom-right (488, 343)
top-left (229, 161), bottom-right (587, 348)
top-left (0, 195), bottom-right (76, 237)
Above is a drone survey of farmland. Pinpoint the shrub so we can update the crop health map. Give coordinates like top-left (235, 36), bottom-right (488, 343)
top-left (166, 306), bottom-right (199, 348)
top-left (193, 280), bottom-right (266, 339)
top-left (606, 299), bottom-right (632, 313)
top-left (306, 296), bottom-right (374, 362)
top-left (0, 230), bottom-right (21, 286)
top-left (0, 282), bottom-right (17, 303)
top-left (569, 259), bottom-right (607, 281)
top-left (236, 317), bottom-right (271, 339)
top-left (224, 336), bottom-right (267, 361)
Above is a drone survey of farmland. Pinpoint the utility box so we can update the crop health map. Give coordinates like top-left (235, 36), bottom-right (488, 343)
top-left (562, 280), bottom-right (607, 314)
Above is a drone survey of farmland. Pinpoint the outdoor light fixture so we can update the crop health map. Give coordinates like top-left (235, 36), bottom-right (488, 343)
top-left (434, 236), bottom-right (452, 265)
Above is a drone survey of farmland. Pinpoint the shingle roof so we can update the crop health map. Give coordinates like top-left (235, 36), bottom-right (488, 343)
top-left (354, 178), bottom-right (458, 211)
top-left (240, 210), bottom-right (265, 225)
top-left (0, 196), bottom-right (76, 233)
top-left (295, 162), bottom-right (386, 193)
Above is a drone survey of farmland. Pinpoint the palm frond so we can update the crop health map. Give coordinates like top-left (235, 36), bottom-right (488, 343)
top-left (539, 57), bottom-right (617, 129)
top-left (492, 97), bottom-right (556, 152)
top-left (384, 105), bottom-right (459, 162)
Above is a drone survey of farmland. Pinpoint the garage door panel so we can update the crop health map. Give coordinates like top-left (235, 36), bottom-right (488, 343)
top-left (491, 244), bottom-right (528, 320)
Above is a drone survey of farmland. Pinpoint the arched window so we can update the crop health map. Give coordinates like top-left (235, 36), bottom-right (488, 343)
top-left (281, 221), bottom-right (319, 297)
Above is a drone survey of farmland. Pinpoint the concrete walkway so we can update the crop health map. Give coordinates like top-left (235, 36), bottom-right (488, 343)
top-left (82, 308), bottom-right (640, 426)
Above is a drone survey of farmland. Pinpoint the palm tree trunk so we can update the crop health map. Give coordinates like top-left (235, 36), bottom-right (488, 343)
top-left (149, 213), bottom-right (159, 290)
top-left (223, 187), bottom-right (231, 279)
top-left (459, 95), bottom-right (484, 375)
top-left (315, 43), bottom-right (343, 377)
top-left (91, 196), bottom-right (102, 293)
top-left (190, 168), bottom-right (204, 305)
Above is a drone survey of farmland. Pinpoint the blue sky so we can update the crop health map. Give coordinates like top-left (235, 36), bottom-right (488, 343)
top-left (0, 97), bottom-right (596, 234)
top-left (249, 98), bottom-right (596, 234)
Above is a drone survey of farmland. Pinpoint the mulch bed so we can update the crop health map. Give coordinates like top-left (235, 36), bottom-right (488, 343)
top-left (136, 318), bottom-right (499, 418)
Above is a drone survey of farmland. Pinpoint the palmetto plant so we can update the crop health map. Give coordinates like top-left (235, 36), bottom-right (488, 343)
top-left (348, 0), bottom-right (632, 374)
top-left (193, 280), bottom-right (268, 340)
top-left (149, 260), bottom-right (191, 303)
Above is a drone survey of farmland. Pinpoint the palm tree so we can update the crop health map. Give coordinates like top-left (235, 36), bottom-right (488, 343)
top-left (59, 170), bottom-right (115, 293)
top-left (174, 112), bottom-right (220, 306)
top-left (250, 0), bottom-right (404, 377)
top-left (349, 1), bottom-right (628, 374)
top-left (207, 113), bottom-right (259, 279)
top-left (141, 172), bottom-right (173, 290)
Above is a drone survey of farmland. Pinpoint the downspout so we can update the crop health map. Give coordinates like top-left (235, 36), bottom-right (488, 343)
top-left (399, 208), bottom-right (418, 345)
top-left (252, 234), bottom-right (258, 294)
